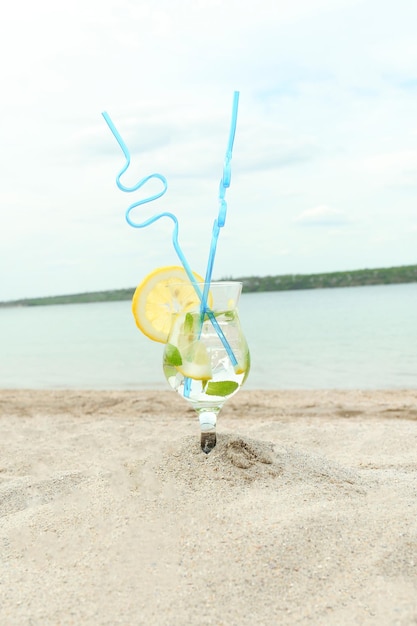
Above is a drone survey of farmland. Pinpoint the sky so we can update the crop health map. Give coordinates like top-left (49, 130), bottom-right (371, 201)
top-left (1, 0), bottom-right (417, 301)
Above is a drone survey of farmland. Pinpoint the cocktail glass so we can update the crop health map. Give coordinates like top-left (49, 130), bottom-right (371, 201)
top-left (163, 281), bottom-right (250, 453)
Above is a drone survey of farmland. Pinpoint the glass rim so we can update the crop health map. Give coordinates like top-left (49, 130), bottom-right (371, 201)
top-left (169, 281), bottom-right (242, 287)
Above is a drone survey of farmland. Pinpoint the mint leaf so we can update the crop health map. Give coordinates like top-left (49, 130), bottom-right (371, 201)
top-left (184, 312), bottom-right (194, 334)
top-left (164, 343), bottom-right (182, 366)
top-left (205, 381), bottom-right (239, 397)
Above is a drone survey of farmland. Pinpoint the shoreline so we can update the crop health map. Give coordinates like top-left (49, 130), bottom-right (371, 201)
top-left (1, 387), bottom-right (417, 419)
top-left (1, 389), bottom-right (417, 625)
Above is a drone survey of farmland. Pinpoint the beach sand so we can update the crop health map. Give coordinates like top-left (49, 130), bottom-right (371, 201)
top-left (1, 389), bottom-right (417, 625)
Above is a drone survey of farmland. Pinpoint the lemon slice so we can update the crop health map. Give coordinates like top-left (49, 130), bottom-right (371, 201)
top-left (177, 340), bottom-right (213, 380)
top-left (234, 349), bottom-right (251, 379)
top-left (132, 266), bottom-right (206, 343)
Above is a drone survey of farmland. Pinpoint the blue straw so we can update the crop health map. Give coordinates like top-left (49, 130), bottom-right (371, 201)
top-left (200, 91), bottom-right (240, 321)
top-left (102, 111), bottom-right (197, 287)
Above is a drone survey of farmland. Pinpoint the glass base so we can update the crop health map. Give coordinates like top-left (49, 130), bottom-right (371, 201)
top-left (198, 410), bottom-right (217, 454)
top-left (201, 431), bottom-right (217, 454)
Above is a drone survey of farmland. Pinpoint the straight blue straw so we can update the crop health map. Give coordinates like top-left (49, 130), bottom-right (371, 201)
top-left (200, 91), bottom-right (240, 325)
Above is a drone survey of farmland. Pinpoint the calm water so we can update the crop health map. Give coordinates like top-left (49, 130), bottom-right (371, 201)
top-left (1, 283), bottom-right (416, 389)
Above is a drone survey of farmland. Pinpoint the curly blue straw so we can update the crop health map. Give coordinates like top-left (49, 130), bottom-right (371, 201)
top-left (101, 111), bottom-right (199, 288)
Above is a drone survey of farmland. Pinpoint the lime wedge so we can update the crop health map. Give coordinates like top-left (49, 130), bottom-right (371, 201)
top-left (177, 340), bottom-right (213, 381)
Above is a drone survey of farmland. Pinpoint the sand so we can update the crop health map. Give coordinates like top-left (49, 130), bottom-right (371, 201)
top-left (1, 389), bottom-right (417, 625)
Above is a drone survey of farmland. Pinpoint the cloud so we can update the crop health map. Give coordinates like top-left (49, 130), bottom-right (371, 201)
top-left (295, 205), bottom-right (350, 227)
top-left (2, 0), bottom-right (417, 300)
top-left (360, 150), bottom-right (417, 189)
top-left (362, 150), bottom-right (417, 174)
top-left (237, 136), bottom-right (318, 172)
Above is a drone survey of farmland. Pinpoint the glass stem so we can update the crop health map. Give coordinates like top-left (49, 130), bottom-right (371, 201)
top-left (198, 410), bottom-right (218, 454)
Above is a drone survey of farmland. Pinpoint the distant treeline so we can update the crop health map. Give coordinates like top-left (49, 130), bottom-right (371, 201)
top-left (0, 288), bottom-right (135, 308)
top-left (230, 264), bottom-right (417, 293)
top-left (1, 264), bottom-right (416, 307)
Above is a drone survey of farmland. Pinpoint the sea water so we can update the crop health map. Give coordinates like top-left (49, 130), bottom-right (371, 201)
top-left (1, 283), bottom-right (416, 389)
